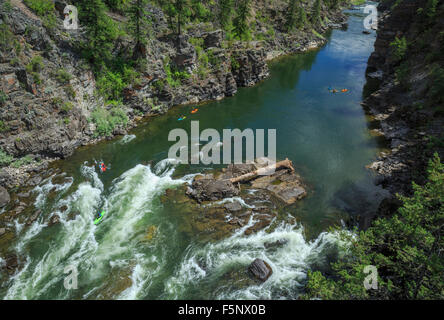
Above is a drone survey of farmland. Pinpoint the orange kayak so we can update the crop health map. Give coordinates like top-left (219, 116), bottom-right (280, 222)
top-left (191, 108), bottom-right (198, 114)
top-left (341, 89), bottom-right (348, 93)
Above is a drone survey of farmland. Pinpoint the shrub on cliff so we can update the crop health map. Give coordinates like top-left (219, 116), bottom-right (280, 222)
top-left (233, 0), bottom-right (252, 41)
top-left (0, 149), bottom-right (13, 167)
top-left (390, 36), bottom-right (408, 63)
top-left (90, 106), bottom-right (128, 137)
top-left (303, 153), bottom-right (444, 300)
top-left (23, 0), bottom-right (57, 29)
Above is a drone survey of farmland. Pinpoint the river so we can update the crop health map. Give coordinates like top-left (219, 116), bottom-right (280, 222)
top-left (0, 5), bottom-right (387, 300)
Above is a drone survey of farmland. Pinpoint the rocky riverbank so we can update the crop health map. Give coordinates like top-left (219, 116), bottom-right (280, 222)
top-left (0, 0), bottom-right (348, 198)
top-left (363, 0), bottom-right (444, 225)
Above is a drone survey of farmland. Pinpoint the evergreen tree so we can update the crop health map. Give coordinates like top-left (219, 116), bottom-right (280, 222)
top-left (219, 0), bottom-right (234, 31)
top-left (233, 0), bottom-right (251, 40)
top-left (162, 0), bottom-right (191, 36)
top-left (312, 0), bottom-right (322, 25)
top-left (127, 0), bottom-right (151, 59)
top-left (78, 0), bottom-right (120, 66)
top-left (286, 0), bottom-right (299, 32)
top-left (303, 153), bottom-right (444, 300)
top-left (298, 6), bottom-right (308, 29)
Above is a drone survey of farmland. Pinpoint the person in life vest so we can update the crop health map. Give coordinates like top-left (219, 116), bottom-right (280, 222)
top-left (99, 162), bottom-right (107, 172)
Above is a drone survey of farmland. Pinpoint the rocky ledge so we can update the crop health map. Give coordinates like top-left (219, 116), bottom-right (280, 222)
top-left (175, 158), bottom-right (307, 240)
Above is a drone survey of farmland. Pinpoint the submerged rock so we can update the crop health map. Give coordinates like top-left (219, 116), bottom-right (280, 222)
top-left (248, 258), bottom-right (273, 282)
top-left (48, 214), bottom-right (60, 226)
top-left (0, 187), bottom-right (10, 208)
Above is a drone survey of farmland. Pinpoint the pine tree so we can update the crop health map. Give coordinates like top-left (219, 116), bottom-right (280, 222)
top-left (78, 0), bottom-right (119, 66)
top-left (127, 0), bottom-right (151, 59)
top-left (298, 6), bottom-right (307, 29)
top-left (303, 154), bottom-right (444, 300)
top-left (233, 0), bottom-right (251, 40)
top-left (169, 0), bottom-right (191, 36)
top-left (219, 0), bottom-right (234, 31)
top-left (286, 0), bottom-right (298, 32)
top-left (312, 0), bottom-right (322, 25)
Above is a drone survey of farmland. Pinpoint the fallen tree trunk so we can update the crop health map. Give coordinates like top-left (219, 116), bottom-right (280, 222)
top-left (229, 158), bottom-right (295, 184)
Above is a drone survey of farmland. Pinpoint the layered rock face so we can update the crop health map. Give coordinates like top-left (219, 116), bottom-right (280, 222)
top-left (0, 1), bottom-right (347, 191)
top-left (363, 0), bottom-right (444, 223)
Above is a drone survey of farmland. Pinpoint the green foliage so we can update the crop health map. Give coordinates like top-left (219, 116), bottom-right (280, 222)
top-left (55, 69), bottom-right (73, 84)
top-left (96, 71), bottom-right (125, 101)
top-left (26, 55), bottom-right (44, 85)
top-left (0, 91), bottom-right (7, 106)
top-left (390, 36), bottom-right (408, 62)
top-left (191, 0), bottom-right (211, 22)
top-left (0, 23), bottom-right (14, 52)
top-left (26, 56), bottom-right (44, 73)
top-left (425, 0), bottom-right (438, 19)
top-left (286, 0), bottom-right (299, 32)
top-left (0, 148), bottom-right (13, 167)
top-left (105, 0), bottom-right (130, 12)
top-left (286, 2), bottom-right (309, 31)
top-left (164, 61), bottom-right (190, 87)
top-left (230, 54), bottom-right (240, 71)
top-left (312, 0), bottom-right (322, 25)
top-left (219, 0), bottom-right (234, 31)
top-left (303, 154), bottom-right (444, 299)
top-left (428, 66), bottom-right (444, 106)
top-left (127, 0), bottom-right (151, 49)
top-left (161, 0), bottom-right (192, 35)
top-left (24, 0), bottom-right (57, 29)
top-left (23, 0), bottom-right (54, 16)
top-left (11, 155), bottom-right (33, 168)
top-left (96, 66), bottom-right (141, 101)
top-left (395, 61), bottom-right (410, 90)
top-left (391, 0), bottom-right (403, 10)
top-left (64, 85), bottom-right (76, 99)
top-left (2, 0), bottom-right (13, 12)
top-left (78, 0), bottom-right (121, 65)
top-left (233, 0), bottom-right (251, 41)
top-left (90, 106), bottom-right (128, 137)
top-left (60, 101), bottom-right (74, 113)
top-left (0, 120), bottom-right (9, 132)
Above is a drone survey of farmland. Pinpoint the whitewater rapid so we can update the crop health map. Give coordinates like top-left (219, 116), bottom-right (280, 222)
top-left (2, 160), bottom-right (348, 300)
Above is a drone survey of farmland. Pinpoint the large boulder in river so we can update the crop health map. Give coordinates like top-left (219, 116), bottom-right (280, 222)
top-left (0, 186), bottom-right (10, 208)
top-left (249, 258), bottom-right (273, 282)
top-left (187, 177), bottom-right (239, 202)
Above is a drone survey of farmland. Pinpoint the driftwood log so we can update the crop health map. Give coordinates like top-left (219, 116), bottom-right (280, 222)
top-left (229, 158), bottom-right (295, 184)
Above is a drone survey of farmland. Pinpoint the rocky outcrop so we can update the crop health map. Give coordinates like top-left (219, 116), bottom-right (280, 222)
top-left (182, 158), bottom-right (306, 238)
top-left (187, 177), bottom-right (240, 202)
top-left (363, 0), bottom-right (444, 222)
top-left (0, 186), bottom-right (10, 208)
top-left (248, 258), bottom-right (273, 282)
top-left (187, 158), bottom-right (306, 206)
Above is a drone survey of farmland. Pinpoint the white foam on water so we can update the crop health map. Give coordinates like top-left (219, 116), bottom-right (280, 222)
top-left (33, 175), bottom-right (73, 209)
top-left (164, 223), bottom-right (349, 299)
top-left (204, 197), bottom-right (255, 209)
top-left (119, 134), bottom-right (136, 144)
top-left (4, 179), bottom-right (102, 299)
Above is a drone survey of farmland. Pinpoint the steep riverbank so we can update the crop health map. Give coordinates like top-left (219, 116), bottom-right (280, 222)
top-left (0, 0), bottom-right (348, 193)
top-left (363, 0), bottom-right (444, 225)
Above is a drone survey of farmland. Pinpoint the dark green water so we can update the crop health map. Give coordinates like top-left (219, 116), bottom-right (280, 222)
top-left (1, 8), bottom-right (387, 300)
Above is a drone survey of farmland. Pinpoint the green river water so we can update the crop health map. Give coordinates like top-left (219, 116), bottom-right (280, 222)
top-left (0, 6), bottom-right (388, 300)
